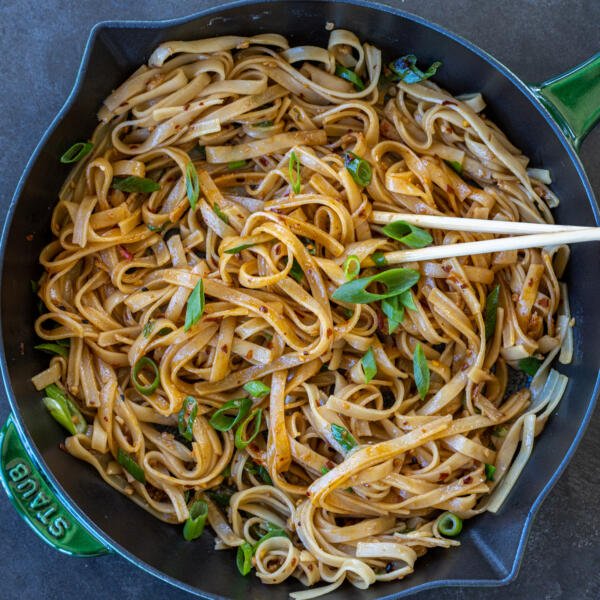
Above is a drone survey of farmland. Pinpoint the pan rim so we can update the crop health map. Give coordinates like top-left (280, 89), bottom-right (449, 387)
top-left (1, 1), bottom-right (598, 598)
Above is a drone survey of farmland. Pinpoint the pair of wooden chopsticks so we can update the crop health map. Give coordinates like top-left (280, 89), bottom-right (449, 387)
top-left (368, 211), bottom-right (593, 264)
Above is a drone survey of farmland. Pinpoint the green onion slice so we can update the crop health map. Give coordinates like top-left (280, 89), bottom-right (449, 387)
top-left (235, 408), bottom-right (263, 450)
top-left (361, 347), bottom-right (377, 383)
top-left (184, 278), bottom-right (205, 332)
top-left (289, 151), bottom-right (301, 193)
top-left (335, 64), bottom-right (366, 91)
top-left (290, 258), bottom-right (304, 283)
top-left (142, 321), bottom-right (155, 338)
top-left (389, 54), bottom-right (442, 84)
top-left (445, 159), bottom-right (463, 175)
top-left (117, 448), bottom-right (146, 483)
top-left (185, 162), bottom-right (200, 210)
top-left (183, 499), bottom-right (208, 541)
top-left (343, 255), bottom-right (361, 281)
top-left (371, 251), bottom-right (387, 267)
top-left (224, 242), bottom-right (256, 254)
top-left (413, 343), bottom-right (430, 400)
top-left (437, 511), bottom-right (463, 537)
top-left (42, 384), bottom-right (86, 435)
top-left (209, 398), bottom-right (252, 432)
top-left (244, 462), bottom-right (273, 485)
top-left (320, 466), bottom-right (329, 475)
top-left (213, 202), bottom-right (229, 224)
top-left (236, 542), bottom-right (254, 575)
top-left (243, 380), bottom-right (270, 398)
top-left (228, 160), bottom-right (248, 170)
top-left (381, 295), bottom-right (404, 334)
top-left (518, 356), bottom-right (543, 376)
top-left (35, 342), bottom-right (69, 359)
top-left (332, 268), bottom-right (420, 304)
top-left (60, 142), bottom-right (93, 164)
top-left (331, 423), bottom-right (358, 452)
top-left (485, 463), bottom-right (496, 481)
top-left (383, 220), bottom-right (433, 248)
top-left (484, 284), bottom-right (500, 339)
top-left (344, 151), bottom-right (372, 187)
top-left (132, 356), bottom-right (160, 395)
top-left (111, 176), bottom-right (160, 193)
top-left (255, 525), bottom-right (289, 548)
top-left (255, 120), bottom-right (274, 127)
top-left (178, 396), bottom-right (198, 442)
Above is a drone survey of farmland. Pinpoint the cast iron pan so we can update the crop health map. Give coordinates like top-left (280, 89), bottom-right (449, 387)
top-left (1, 1), bottom-right (599, 598)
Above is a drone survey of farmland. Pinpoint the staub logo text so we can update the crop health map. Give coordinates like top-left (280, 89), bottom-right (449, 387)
top-left (6, 459), bottom-right (69, 538)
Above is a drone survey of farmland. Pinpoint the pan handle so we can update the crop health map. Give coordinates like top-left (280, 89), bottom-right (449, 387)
top-left (0, 414), bottom-right (109, 556)
top-left (531, 53), bottom-right (600, 151)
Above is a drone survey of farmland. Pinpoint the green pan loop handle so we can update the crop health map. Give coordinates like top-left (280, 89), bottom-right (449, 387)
top-left (0, 414), bottom-right (109, 556)
top-left (531, 52), bottom-right (600, 151)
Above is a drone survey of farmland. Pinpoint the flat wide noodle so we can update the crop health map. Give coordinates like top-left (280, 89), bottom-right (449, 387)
top-left (34, 29), bottom-right (571, 598)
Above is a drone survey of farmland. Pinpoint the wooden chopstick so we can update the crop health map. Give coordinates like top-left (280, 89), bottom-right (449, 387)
top-left (364, 227), bottom-right (599, 265)
top-left (370, 211), bottom-right (586, 235)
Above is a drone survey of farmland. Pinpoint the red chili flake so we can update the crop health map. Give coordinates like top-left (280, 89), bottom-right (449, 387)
top-left (442, 264), bottom-right (452, 273)
top-left (258, 157), bottom-right (268, 167)
top-left (259, 305), bottom-right (268, 313)
top-left (463, 476), bottom-right (473, 484)
top-left (326, 328), bottom-right (333, 338)
top-left (527, 278), bottom-right (535, 287)
top-left (184, 103), bottom-right (191, 111)
top-left (221, 344), bottom-right (228, 353)
top-left (25, 233), bottom-right (34, 241)
top-left (119, 102), bottom-right (128, 107)
top-left (130, 144), bottom-right (139, 149)
top-left (326, 461), bottom-right (335, 470)
top-left (118, 245), bottom-right (133, 261)
top-left (442, 100), bottom-right (457, 106)
top-left (438, 472), bottom-right (449, 481)
top-left (306, 491), bottom-right (311, 497)
top-left (245, 350), bottom-right (254, 359)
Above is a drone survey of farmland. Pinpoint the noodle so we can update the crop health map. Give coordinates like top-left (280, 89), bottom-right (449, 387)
top-left (33, 29), bottom-right (571, 597)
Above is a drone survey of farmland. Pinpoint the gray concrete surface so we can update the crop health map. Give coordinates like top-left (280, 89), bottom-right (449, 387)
top-left (0, 0), bottom-right (599, 598)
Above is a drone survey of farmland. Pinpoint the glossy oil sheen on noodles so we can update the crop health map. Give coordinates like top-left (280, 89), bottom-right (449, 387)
top-left (31, 29), bottom-right (573, 599)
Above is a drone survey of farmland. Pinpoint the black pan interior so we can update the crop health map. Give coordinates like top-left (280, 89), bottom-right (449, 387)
top-left (2, 2), bottom-right (599, 598)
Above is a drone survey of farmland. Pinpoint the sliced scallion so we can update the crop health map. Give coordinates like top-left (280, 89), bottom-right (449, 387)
top-left (335, 64), bottom-right (365, 91)
top-left (228, 160), bottom-right (248, 170)
top-left (343, 255), bottom-right (361, 281)
top-left (209, 398), bottom-right (252, 432)
top-left (437, 511), bottom-right (462, 537)
top-left (243, 380), bottom-right (270, 398)
top-left (236, 542), bottom-right (254, 575)
top-left (35, 342), bottom-right (69, 359)
top-left (331, 423), bottom-right (357, 452)
top-left (344, 151), bottom-right (372, 187)
top-left (224, 242), bottom-right (256, 254)
top-left (235, 408), bottom-right (263, 450)
top-left (485, 463), bottom-right (496, 481)
top-left (413, 343), bottom-right (430, 400)
top-left (183, 499), bottom-right (208, 541)
top-left (132, 356), bottom-right (160, 395)
top-left (60, 142), bottom-right (93, 164)
top-left (213, 202), bottom-right (229, 224)
top-left (42, 384), bottom-right (86, 435)
top-left (332, 268), bottom-right (420, 304)
top-left (383, 220), bottom-right (433, 249)
top-left (371, 252), bottom-right (387, 267)
top-left (361, 347), bottom-right (377, 383)
top-left (178, 396), bottom-right (198, 442)
top-left (484, 285), bottom-right (500, 339)
top-left (111, 176), bottom-right (160, 193)
top-left (445, 160), bottom-right (463, 175)
top-left (518, 356), bottom-right (543, 376)
top-left (184, 278), bottom-right (205, 332)
top-left (185, 162), bottom-right (200, 210)
top-left (381, 295), bottom-right (404, 334)
top-left (117, 448), bottom-right (146, 483)
top-left (289, 258), bottom-right (304, 283)
top-left (289, 151), bottom-right (301, 193)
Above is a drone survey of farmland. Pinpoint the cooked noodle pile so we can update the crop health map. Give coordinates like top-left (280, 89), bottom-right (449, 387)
top-left (32, 30), bottom-right (573, 598)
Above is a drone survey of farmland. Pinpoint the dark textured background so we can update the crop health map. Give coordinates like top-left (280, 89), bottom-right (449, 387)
top-left (0, 1), bottom-right (599, 598)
